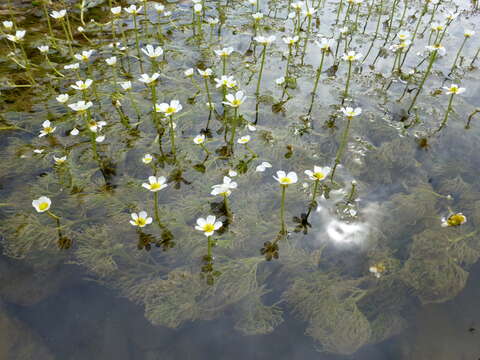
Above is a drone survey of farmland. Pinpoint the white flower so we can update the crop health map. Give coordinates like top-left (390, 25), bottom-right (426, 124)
top-left (444, 10), bottom-right (458, 21)
top-left (273, 171), bottom-right (298, 185)
top-left (256, 161), bottom-right (272, 172)
top-left (64, 63), bottom-right (80, 70)
top-left (50, 10), bottom-right (67, 19)
top-left (193, 134), bottom-right (206, 144)
top-left (303, 7), bottom-right (317, 16)
top-left (184, 68), bottom-right (194, 77)
top-left (213, 176), bottom-right (237, 190)
top-left (291, 1), bottom-right (304, 10)
top-left (39, 120), bottom-right (56, 137)
top-left (32, 196), bottom-right (51, 213)
top-left (139, 73), bottom-right (160, 84)
top-left (247, 124), bottom-right (256, 131)
top-left (315, 38), bottom-right (335, 51)
top-left (74, 50), bottom-right (94, 62)
top-left (53, 155), bottom-right (67, 164)
top-left (68, 100), bottom-right (93, 112)
top-left (369, 266), bottom-right (382, 278)
top-left (248, 0), bottom-right (257, 5)
top-left (430, 22), bottom-right (443, 31)
top-left (141, 45), bottom-right (164, 58)
top-left (142, 176), bottom-right (168, 192)
top-left (443, 84), bottom-right (465, 95)
top-left (214, 75), bottom-right (237, 88)
top-left (95, 135), bottom-right (105, 143)
top-left (124, 5), bottom-right (143, 14)
top-left (207, 17), bottom-right (219, 25)
top-left (105, 56), bottom-right (117, 66)
top-left (155, 100), bottom-right (182, 116)
top-left (111, 6), bottom-right (122, 15)
top-left (38, 45), bottom-right (49, 53)
top-left (142, 154), bottom-right (153, 164)
top-left (397, 30), bottom-right (410, 40)
top-left (194, 4), bottom-right (202, 13)
top-left (275, 77), bottom-right (285, 85)
top-left (120, 81), bottom-right (132, 90)
top-left (252, 12), bottom-right (264, 20)
top-left (71, 79), bottom-right (93, 90)
top-left (214, 47), bottom-right (234, 57)
top-left (237, 135), bottom-right (251, 144)
top-left (228, 170), bottom-right (237, 177)
top-left (340, 107), bottom-right (362, 117)
top-left (77, 26), bottom-right (85, 32)
top-left (56, 94), bottom-right (69, 103)
top-left (464, 29), bottom-right (475, 38)
top-left (88, 120), bottom-right (107, 133)
top-left (197, 68), bottom-right (213, 77)
top-left (70, 128), bottom-right (79, 136)
top-left (6, 30), bottom-right (26, 42)
top-left (154, 4), bottom-right (165, 12)
top-left (2, 21), bottom-right (13, 30)
top-left (223, 91), bottom-right (246, 107)
top-left (254, 35), bottom-right (276, 45)
top-left (305, 166), bottom-right (331, 181)
top-left (195, 215), bottom-right (222, 236)
top-left (129, 211), bottom-right (153, 227)
top-left (425, 44), bottom-right (446, 56)
top-left (211, 183), bottom-right (232, 196)
top-left (342, 50), bottom-right (361, 61)
top-left (33, 149), bottom-right (45, 154)
top-left (164, 11), bottom-right (172, 17)
top-left (283, 35), bottom-right (299, 45)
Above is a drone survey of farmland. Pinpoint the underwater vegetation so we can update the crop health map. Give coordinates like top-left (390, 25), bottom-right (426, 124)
top-left (0, 0), bottom-right (480, 355)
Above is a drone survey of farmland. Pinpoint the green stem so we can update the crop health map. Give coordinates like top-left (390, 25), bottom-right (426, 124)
top-left (407, 50), bottom-right (436, 115)
top-left (255, 45), bottom-right (267, 96)
top-left (436, 93), bottom-right (455, 133)
top-left (330, 116), bottom-right (352, 182)
top-left (280, 185), bottom-right (287, 234)
top-left (308, 50), bottom-right (326, 114)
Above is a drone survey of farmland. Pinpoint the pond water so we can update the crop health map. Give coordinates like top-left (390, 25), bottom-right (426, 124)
top-left (1, 0), bottom-right (480, 358)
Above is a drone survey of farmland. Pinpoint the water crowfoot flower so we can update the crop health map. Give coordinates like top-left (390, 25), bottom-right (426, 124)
top-left (68, 101), bottom-right (93, 112)
top-left (273, 171), bottom-right (298, 235)
top-left (436, 84), bottom-right (466, 132)
top-left (156, 100), bottom-right (182, 158)
top-left (331, 107), bottom-right (361, 181)
top-left (130, 211), bottom-right (153, 227)
top-left (32, 196), bottom-right (51, 213)
top-left (441, 213), bottom-right (467, 227)
top-left (39, 120), bottom-right (56, 137)
top-left (71, 79), bottom-right (93, 91)
top-left (142, 176), bottom-right (168, 192)
top-left (342, 51), bottom-right (361, 98)
top-left (256, 161), bottom-right (272, 172)
top-left (195, 215), bottom-right (222, 237)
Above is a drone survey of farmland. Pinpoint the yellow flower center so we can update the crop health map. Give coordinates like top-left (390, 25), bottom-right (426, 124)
top-left (150, 183), bottom-right (161, 190)
top-left (166, 107), bottom-right (175, 114)
top-left (313, 172), bottom-right (325, 180)
top-left (44, 127), bottom-right (53, 133)
top-left (136, 217), bottom-right (146, 226)
top-left (280, 177), bottom-right (292, 184)
top-left (203, 223), bottom-right (215, 233)
top-left (39, 202), bottom-right (49, 211)
top-left (232, 99), bottom-right (242, 106)
top-left (447, 214), bottom-right (466, 227)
